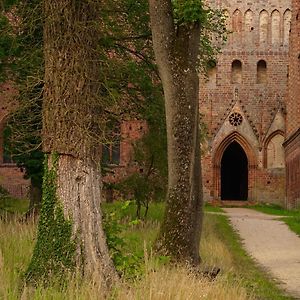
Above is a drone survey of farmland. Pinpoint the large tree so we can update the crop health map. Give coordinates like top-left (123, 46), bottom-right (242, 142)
top-left (26, 0), bottom-right (118, 286)
top-left (149, 0), bottom-right (223, 266)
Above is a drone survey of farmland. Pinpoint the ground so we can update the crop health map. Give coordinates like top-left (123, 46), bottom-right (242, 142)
top-left (224, 207), bottom-right (300, 299)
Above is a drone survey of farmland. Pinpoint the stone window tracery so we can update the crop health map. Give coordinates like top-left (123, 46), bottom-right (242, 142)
top-left (229, 112), bottom-right (243, 126)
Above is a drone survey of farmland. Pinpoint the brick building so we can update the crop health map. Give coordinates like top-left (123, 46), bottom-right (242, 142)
top-left (200, 0), bottom-right (291, 205)
top-left (284, 0), bottom-right (300, 208)
top-left (0, 82), bottom-right (29, 198)
top-left (1, 1), bottom-right (299, 206)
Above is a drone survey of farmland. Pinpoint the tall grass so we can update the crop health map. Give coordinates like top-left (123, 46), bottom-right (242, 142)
top-left (0, 202), bottom-right (293, 299)
top-left (0, 212), bottom-right (253, 299)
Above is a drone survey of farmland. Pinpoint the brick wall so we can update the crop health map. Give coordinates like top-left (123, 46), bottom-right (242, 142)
top-left (200, 0), bottom-right (290, 204)
top-left (0, 82), bottom-right (29, 199)
top-left (284, 0), bottom-right (300, 208)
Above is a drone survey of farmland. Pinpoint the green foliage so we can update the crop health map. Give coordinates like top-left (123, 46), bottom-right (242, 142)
top-left (25, 154), bottom-right (76, 284)
top-left (204, 202), bottom-right (224, 213)
top-left (249, 203), bottom-right (299, 217)
top-left (172, 0), bottom-right (228, 72)
top-left (103, 201), bottom-right (143, 278)
top-left (282, 215), bottom-right (300, 236)
top-left (173, 0), bottom-right (207, 24)
top-left (0, 195), bottom-right (29, 214)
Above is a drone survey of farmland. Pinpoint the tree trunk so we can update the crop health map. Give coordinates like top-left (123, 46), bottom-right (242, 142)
top-left (26, 0), bottom-right (118, 287)
top-left (56, 154), bottom-right (117, 283)
top-left (149, 0), bottom-right (203, 267)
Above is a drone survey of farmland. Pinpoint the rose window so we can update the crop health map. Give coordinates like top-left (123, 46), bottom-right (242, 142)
top-left (229, 112), bottom-right (243, 126)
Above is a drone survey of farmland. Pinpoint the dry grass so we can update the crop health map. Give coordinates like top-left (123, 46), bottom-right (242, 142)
top-left (0, 213), bottom-right (253, 300)
top-left (119, 266), bottom-right (251, 300)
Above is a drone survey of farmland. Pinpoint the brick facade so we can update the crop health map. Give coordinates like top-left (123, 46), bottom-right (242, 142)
top-left (284, 0), bottom-right (300, 209)
top-left (200, 0), bottom-right (291, 204)
top-left (0, 82), bottom-right (30, 199)
top-left (1, 1), bottom-right (299, 206)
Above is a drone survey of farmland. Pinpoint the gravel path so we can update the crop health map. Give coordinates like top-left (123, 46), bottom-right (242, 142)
top-left (223, 208), bottom-right (300, 299)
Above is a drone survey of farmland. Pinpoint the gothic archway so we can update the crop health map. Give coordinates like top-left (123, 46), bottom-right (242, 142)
top-left (221, 141), bottom-right (248, 200)
top-left (213, 132), bottom-right (257, 201)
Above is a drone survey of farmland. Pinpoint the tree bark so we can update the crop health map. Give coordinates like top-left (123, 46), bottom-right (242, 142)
top-left (149, 0), bottom-right (203, 266)
top-left (27, 0), bottom-right (118, 286)
top-left (55, 155), bottom-right (117, 283)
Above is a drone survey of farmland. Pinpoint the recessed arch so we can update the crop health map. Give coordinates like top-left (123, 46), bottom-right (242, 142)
top-left (213, 132), bottom-right (257, 201)
top-left (214, 132), bottom-right (256, 167)
top-left (257, 60), bottom-right (267, 84)
top-left (221, 141), bottom-right (248, 200)
top-left (271, 10), bottom-right (280, 45)
top-left (259, 10), bottom-right (269, 44)
top-left (231, 60), bottom-right (242, 84)
top-left (264, 130), bottom-right (285, 169)
top-left (232, 9), bottom-right (242, 33)
top-left (245, 9), bottom-right (254, 32)
top-left (283, 9), bottom-right (292, 45)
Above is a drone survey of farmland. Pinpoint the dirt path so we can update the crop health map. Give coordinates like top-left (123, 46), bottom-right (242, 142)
top-left (223, 208), bottom-right (300, 299)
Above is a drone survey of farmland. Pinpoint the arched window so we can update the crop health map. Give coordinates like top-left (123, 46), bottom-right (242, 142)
top-left (259, 10), bottom-right (269, 44)
top-left (266, 134), bottom-right (285, 169)
top-left (231, 60), bottom-right (242, 84)
top-left (206, 60), bottom-right (217, 87)
top-left (257, 60), bottom-right (267, 84)
top-left (232, 9), bottom-right (242, 33)
top-left (283, 9), bottom-right (292, 45)
top-left (101, 142), bottom-right (120, 165)
top-left (245, 9), bottom-right (254, 32)
top-left (271, 10), bottom-right (280, 45)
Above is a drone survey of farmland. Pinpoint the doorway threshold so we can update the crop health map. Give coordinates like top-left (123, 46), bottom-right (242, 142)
top-left (209, 200), bottom-right (256, 207)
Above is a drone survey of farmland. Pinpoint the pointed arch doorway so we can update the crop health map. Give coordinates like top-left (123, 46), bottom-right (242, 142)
top-left (221, 141), bottom-right (248, 200)
top-left (213, 132), bottom-right (256, 202)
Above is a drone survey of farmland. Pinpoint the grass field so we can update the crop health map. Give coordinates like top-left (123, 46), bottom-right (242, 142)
top-left (0, 198), bottom-right (295, 299)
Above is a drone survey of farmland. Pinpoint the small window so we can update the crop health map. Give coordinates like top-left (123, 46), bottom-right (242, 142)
top-left (231, 60), bottom-right (242, 84)
top-left (257, 60), bottom-right (267, 84)
top-left (206, 60), bottom-right (217, 87)
top-left (101, 142), bottom-right (120, 165)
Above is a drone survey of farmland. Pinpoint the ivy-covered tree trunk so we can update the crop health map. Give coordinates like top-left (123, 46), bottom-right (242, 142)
top-left (27, 0), bottom-right (118, 286)
top-left (149, 0), bottom-right (203, 266)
